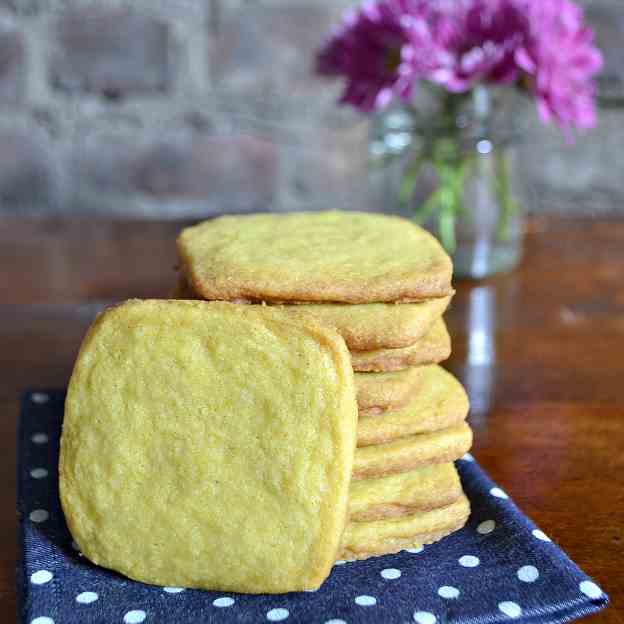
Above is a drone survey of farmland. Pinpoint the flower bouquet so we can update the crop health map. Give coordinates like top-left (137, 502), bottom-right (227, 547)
top-left (316, 0), bottom-right (602, 277)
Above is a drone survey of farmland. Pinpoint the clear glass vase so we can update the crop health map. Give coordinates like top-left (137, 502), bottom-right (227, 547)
top-left (369, 87), bottom-right (524, 279)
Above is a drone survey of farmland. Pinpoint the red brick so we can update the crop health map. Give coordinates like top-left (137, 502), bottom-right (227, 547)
top-left (0, 129), bottom-right (62, 211)
top-left (50, 8), bottom-right (170, 98)
top-left (0, 0), bottom-right (39, 14)
top-left (0, 27), bottom-right (25, 105)
top-left (72, 129), bottom-right (277, 214)
top-left (209, 4), bottom-right (338, 95)
top-left (585, 2), bottom-right (624, 101)
top-left (134, 134), bottom-right (277, 208)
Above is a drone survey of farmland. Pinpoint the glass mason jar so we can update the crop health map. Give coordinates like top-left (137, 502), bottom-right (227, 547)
top-left (368, 86), bottom-right (524, 279)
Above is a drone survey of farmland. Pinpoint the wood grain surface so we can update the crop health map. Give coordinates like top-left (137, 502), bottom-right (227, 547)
top-left (1, 216), bottom-right (622, 621)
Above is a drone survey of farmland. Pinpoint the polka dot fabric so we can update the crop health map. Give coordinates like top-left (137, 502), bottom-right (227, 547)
top-left (19, 391), bottom-right (609, 624)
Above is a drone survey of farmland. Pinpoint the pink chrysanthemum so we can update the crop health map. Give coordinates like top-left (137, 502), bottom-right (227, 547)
top-left (316, 0), bottom-right (602, 131)
top-left (516, 0), bottom-right (603, 131)
top-left (316, 0), bottom-right (438, 111)
top-left (426, 0), bottom-right (528, 92)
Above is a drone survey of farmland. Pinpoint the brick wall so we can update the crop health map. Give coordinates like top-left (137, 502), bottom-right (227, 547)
top-left (0, 0), bottom-right (623, 218)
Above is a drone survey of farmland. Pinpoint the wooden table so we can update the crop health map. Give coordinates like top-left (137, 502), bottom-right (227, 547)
top-left (1, 216), bottom-right (623, 621)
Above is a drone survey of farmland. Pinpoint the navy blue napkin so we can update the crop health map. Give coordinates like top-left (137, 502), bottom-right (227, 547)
top-left (18, 390), bottom-right (608, 624)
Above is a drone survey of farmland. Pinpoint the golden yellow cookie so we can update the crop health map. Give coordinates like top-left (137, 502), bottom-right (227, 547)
top-left (357, 365), bottom-right (469, 446)
top-left (340, 496), bottom-right (470, 561)
top-left (60, 299), bottom-right (358, 594)
top-left (355, 367), bottom-right (424, 416)
top-left (177, 212), bottom-right (453, 303)
top-left (277, 297), bottom-right (452, 350)
top-left (173, 275), bottom-right (451, 351)
top-left (353, 423), bottom-right (473, 480)
top-left (351, 319), bottom-right (451, 372)
top-left (349, 463), bottom-right (463, 522)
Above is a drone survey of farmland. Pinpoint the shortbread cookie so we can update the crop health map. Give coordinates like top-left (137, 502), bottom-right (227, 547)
top-left (349, 463), bottom-right (462, 522)
top-left (357, 366), bottom-right (469, 446)
top-left (340, 496), bottom-right (470, 561)
top-left (60, 300), bottom-right (358, 594)
top-left (351, 319), bottom-right (451, 372)
top-left (177, 212), bottom-right (453, 303)
top-left (353, 423), bottom-right (473, 480)
top-left (278, 297), bottom-right (452, 350)
top-left (173, 275), bottom-right (451, 351)
top-left (355, 366), bottom-right (424, 415)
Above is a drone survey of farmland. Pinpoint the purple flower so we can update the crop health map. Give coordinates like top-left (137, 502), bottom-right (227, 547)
top-left (316, 0), bottom-right (438, 111)
top-left (425, 0), bottom-right (529, 92)
top-left (516, 0), bottom-right (603, 131)
top-left (316, 0), bottom-right (603, 132)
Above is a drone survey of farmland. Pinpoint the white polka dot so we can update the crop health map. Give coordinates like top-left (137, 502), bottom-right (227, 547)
top-left (164, 587), bottom-right (185, 594)
top-left (413, 611), bottom-right (436, 624)
top-left (30, 468), bottom-right (48, 479)
top-left (123, 610), bottom-right (146, 624)
top-left (324, 620), bottom-right (347, 624)
top-left (29, 509), bottom-right (49, 523)
top-left (459, 555), bottom-right (480, 567)
top-left (381, 568), bottom-right (401, 580)
top-left (303, 588), bottom-right (318, 593)
top-left (490, 487), bottom-right (509, 499)
top-left (266, 608), bottom-right (289, 621)
top-left (31, 618), bottom-right (54, 624)
top-left (532, 529), bottom-right (551, 542)
top-left (334, 560), bottom-right (347, 565)
top-left (580, 580), bottom-right (603, 599)
top-left (76, 591), bottom-right (98, 604)
top-left (31, 393), bottom-right (49, 404)
top-left (477, 519), bottom-right (496, 534)
top-left (438, 585), bottom-right (460, 599)
top-left (498, 601), bottom-right (522, 618)
top-left (31, 433), bottom-right (48, 444)
top-left (406, 545), bottom-right (424, 553)
top-left (355, 595), bottom-right (376, 606)
top-left (460, 453), bottom-right (474, 462)
top-left (517, 565), bottom-right (539, 583)
top-left (30, 570), bottom-right (53, 585)
top-left (213, 597), bottom-right (234, 607)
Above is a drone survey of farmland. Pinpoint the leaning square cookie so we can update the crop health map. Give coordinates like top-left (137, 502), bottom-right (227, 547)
top-left (60, 300), bottom-right (358, 594)
top-left (177, 211), bottom-right (453, 303)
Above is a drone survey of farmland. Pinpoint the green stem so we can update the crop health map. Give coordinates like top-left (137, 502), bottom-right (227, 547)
top-left (398, 154), bottom-right (426, 208)
top-left (402, 91), bottom-right (474, 253)
top-left (412, 187), bottom-right (443, 224)
top-left (438, 198), bottom-right (457, 253)
top-left (494, 149), bottom-right (519, 241)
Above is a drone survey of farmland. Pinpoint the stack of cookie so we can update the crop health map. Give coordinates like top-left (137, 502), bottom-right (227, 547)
top-left (174, 211), bottom-right (472, 561)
